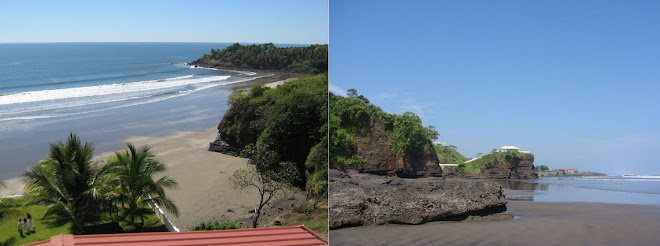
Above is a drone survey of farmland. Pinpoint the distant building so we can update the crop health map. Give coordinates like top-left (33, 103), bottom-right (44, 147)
top-left (498, 146), bottom-right (532, 154)
top-left (499, 146), bottom-right (519, 151)
top-left (559, 168), bottom-right (578, 174)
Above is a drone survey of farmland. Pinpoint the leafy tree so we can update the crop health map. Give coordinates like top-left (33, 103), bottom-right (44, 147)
top-left (230, 156), bottom-right (298, 228)
top-left (389, 112), bottom-right (438, 155)
top-left (107, 144), bottom-right (179, 225)
top-left (538, 165), bottom-right (550, 171)
top-left (22, 134), bottom-right (104, 234)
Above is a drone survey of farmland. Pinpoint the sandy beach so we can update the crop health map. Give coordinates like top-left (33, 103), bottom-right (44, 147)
top-left (330, 201), bottom-right (660, 245)
top-left (110, 127), bottom-right (306, 231)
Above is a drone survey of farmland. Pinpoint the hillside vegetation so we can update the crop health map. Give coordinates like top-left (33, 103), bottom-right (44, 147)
top-left (456, 150), bottom-right (533, 174)
top-left (219, 74), bottom-right (328, 197)
top-left (192, 43), bottom-right (328, 74)
top-left (434, 144), bottom-right (468, 164)
top-left (329, 90), bottom-right (439, 173)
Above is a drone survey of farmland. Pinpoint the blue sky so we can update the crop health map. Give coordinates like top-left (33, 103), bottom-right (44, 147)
top-left (0, 0), bottom-right (328, 44)
top-left (330, 0), bottom-right (660, 175)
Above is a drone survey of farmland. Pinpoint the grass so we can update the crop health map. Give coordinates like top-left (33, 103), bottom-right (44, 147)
top-left (0, 199), bottom-right (72, 246)
top-left (0, 198), bottom-right (166, 246)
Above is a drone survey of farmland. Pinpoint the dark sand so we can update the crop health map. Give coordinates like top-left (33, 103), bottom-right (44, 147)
top-left (330, 201), bottom-right (660, 246)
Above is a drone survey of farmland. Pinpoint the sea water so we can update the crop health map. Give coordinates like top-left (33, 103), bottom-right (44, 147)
top-left (503, 175), bottom-right (660, 205)
top-left (0, 43), bottom-right (260, 178)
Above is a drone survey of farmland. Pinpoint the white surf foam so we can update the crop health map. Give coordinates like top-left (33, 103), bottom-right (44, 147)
top-left (0, 75), bottom-right (230, 105)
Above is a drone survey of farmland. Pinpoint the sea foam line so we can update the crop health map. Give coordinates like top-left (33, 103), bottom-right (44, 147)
top-left (0, 76), bottom-right (257, 123)
top-left (0, 75), bottom-right (230, 105)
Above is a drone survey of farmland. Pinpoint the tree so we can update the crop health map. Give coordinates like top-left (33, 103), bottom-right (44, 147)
top-left (107, 144), bottom-right (179, 225)
top-left (22, 133), bottom-right (102, 234)
top-left (476, 152), bottom-right (483, 158)
top-left (538, 165), bottom-right (550, 171)
top-left (230, 145), bottom-right (298, 228)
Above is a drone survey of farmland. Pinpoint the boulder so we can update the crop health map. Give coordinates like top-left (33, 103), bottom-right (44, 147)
top-left (208, 133), bottom-right (240, 156)
top-left (329, 170), bottom-right (511, 229)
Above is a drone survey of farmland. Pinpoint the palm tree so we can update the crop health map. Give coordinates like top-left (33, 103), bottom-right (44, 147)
top-left (23, 133), bottom-right (101, 235)
top-left (108, 144), bottom-right (178, 224)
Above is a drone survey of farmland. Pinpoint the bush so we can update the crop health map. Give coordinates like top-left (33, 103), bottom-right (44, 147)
top-left (190, 221), bottom-right (241, 231)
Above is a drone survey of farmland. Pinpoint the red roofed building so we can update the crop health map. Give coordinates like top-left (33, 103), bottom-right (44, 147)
top-left (558, 168), bottom-right (578, 174)
top-left (24, 225), bottom-right (328, 246)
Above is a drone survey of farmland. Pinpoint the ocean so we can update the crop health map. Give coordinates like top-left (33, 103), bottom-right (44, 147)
top-left (503, 175), bottom-right (660, 206)
top-left (0, 43), bottom-right (260, 179)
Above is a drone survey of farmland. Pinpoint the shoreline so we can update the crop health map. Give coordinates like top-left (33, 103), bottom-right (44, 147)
top-left (0, 66), bottom-right (305, 227)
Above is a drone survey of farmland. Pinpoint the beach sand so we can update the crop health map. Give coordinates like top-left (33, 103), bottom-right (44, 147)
top-left (109, 127), bottom-right (306, 231)
top-left (329, 201), bottom-right (660, 245)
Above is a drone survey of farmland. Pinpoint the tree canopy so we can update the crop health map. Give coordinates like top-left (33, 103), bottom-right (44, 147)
top-left (194, 43), bottom-right (328, 74)
top-left (329, 89), bottom-right (439, 169)
top-left (220, 74), bottom-right (328, 197)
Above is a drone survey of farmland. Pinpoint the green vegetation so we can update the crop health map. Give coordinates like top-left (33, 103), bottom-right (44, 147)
top-left (538, 165), bottom-right (550, 171)
top-left (434, 144), bottom-right (468, 164)
top-left (221, 74), bottom-right (328, 198)
top-left (18, 134), bottom-right (175, 238)
top-left (329, 89), bottom-right (439, 169)
top-left (23, 134), bottom-right (106, 235)
top-left (106, 144), bottom-right (178, 225)
top-left (456, 150), bottom-right (533, 174)
top-left (0, 196), bottom-right (165, 246)
top-left (190, 221), bottom-right (240, 231)
top-left (194, 43), bottom-right (328, 74)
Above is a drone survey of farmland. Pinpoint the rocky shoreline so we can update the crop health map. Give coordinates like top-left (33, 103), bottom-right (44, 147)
top-left (329, 169), bottom-right (513, 229)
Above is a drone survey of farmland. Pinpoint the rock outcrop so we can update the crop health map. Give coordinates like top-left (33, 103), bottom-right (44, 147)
top-left (329, 169), bottom-right (512, 229)
top-left (443, 153), bottom-right (538, 179)
top-left (341, 118), bottom-right (442, 178)
top-left (208, 133), bottom-right (240, 156)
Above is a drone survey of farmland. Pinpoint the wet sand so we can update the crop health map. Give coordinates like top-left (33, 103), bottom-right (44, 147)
top-left (330, 201), bottom-right (660, 246)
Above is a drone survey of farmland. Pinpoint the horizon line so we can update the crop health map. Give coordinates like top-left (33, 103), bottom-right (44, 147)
top-left (0, 41), bottom-right (328, 45)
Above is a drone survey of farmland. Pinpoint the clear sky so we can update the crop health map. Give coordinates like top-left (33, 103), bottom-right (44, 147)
top-left (0, 0), bottom-right (328, 44)
top-left (330, 0), bottom-right (660, 175)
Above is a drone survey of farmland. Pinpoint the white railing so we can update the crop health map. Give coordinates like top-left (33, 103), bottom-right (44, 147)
top-left (146, 195), bottom-right (180, 232)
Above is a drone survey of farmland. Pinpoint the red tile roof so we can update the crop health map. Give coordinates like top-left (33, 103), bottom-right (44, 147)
top-left (24, 225), bottom-right (328, 246)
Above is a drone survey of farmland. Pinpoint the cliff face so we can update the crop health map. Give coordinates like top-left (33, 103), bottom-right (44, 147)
top-left (341, 117), bottom-right (442, 178)
top-left (329, 170), bottom-right (512, 229)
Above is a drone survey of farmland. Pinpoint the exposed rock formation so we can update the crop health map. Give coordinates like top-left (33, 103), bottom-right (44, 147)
top-left (341, 118), bottom-right (442, 178)
top-left (329, 169), bottom-right (512, 229)
top-left (208, 133), bottom-right (240, 156)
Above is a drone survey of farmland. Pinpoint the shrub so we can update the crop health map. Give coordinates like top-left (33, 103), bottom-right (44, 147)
top-left (190, 221), bottom-right (241, 231)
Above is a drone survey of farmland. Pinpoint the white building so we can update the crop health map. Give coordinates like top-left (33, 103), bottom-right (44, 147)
top-left (499, 146), bottom-right (519, 151)
top-left (499, 146), bottom-right (531, 153)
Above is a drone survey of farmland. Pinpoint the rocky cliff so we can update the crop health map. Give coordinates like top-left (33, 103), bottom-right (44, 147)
top-left (329, 169), bottom-right (512, 229)
top-left (340, 117), bottom-right (442, 178)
